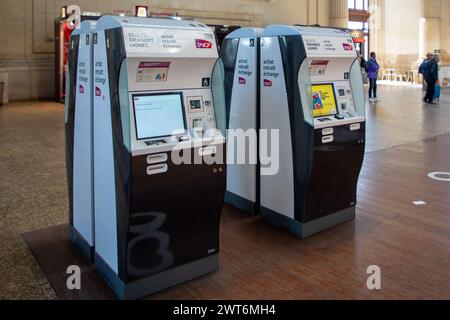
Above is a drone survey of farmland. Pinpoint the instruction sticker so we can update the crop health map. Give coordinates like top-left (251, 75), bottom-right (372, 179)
top-left (310, 60), bottom-right (329, 76)
top-left (136, 62), bottom-right (170, 82)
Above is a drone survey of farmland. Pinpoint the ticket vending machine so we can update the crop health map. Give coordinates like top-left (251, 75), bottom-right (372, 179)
top-left (220, 28), bottom-right (262, 215)
top-left (66, 20), bottom-right (97, 262)
top-left (92, 16), bottom-right (226, 299)
top-left (260, 25), bottom-right (365, 238)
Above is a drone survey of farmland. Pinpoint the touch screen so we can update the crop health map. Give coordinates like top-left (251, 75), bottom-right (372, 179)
top-left (133, 93), bottom-right (186, 140)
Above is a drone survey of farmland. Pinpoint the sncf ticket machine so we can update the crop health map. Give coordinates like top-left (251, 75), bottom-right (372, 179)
top-left (66, 20), bottom-right (97, 262)
top-left (92, 16), bottom-right (226, 299)
top-left (260, 26), bottom-right (365, 238)
top-left (220, 28), bottom-right (262, 215)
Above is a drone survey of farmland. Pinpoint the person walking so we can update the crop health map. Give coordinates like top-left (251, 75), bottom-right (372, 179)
top-left (423, 54), bottom-right (439, 104)
top-left (366, 52), bottom-right (380, 102)
top-left (419, 52), bottom-right (433, 76)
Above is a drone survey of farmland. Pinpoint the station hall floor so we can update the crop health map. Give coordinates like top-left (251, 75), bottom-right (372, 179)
top-left (1, 84), bottom-right (450, 299)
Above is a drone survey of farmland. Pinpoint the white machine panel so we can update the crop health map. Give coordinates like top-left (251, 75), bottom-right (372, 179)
top-left (93, 30), bottom-right (119, 273)
top-left (73, 31), bottom-right (94, 246)
top-left (227, 36), bottom-right (259, 203)
top-left (260, 36), bottom-right (295, 219)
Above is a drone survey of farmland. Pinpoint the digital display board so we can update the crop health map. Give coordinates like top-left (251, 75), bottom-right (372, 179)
top-left (311, 84), bottom-right (338, 118)
top-left (133, 93), bottom-right (186, 140)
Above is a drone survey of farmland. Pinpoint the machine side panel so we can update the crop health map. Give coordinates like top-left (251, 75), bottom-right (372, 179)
top-left (105, 28), bottom-right (131, 281)
top-left (93, 30), bottom-right (119, 274)
top-left (220, 38), bottom-right (239, 127)
top-left (66, 35), bottom-right (80, 227)
top-left (260, 36), bottom-right (295, 219)
top-left (73, 32), bottom-right (94, 246)
top-left (226, 38), bottom-right (258, 204)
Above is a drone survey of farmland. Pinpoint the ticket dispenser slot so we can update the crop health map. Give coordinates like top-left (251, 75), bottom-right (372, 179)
top-left (92, 16), bottom-right (226, 300)
top-left (146, 153), bottom-right (168, 164)
top-left (146, 163), bottom-right (168, 176)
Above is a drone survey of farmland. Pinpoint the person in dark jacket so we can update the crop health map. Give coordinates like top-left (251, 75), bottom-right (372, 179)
top-left (366, 52), bottom-right (380, 102)
top-left (423, 55), bottom-right (440, 104)
top-left (419, 53), bottom-right (433, 75)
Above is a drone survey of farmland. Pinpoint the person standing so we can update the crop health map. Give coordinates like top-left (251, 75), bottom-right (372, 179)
top-left (423, 55), bottom-right (439, 104)
top-left (366, 52), bottom-right (380, 102)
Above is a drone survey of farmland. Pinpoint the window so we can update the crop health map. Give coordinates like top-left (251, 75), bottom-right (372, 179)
top-left (348, 21), bottom-right (369, 31)
top-left (348, 0), bottom-right (371, 60)
top-left (348, 0), bottom-right (369, 10)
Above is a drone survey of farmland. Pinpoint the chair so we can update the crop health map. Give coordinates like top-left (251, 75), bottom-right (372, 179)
top-left (395, 71), bottom-right (405, 82)
top-left (381, 69), bottom-right (392, 81)
top-left (405, 70), bottom-right (414, 83)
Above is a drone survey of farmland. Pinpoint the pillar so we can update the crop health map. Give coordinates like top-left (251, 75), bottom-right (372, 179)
top-left (369, 0), bottom-right (386, 65)
top-left (421, 0), bottom-right (442, 56)
top-left (329, 0), bottom-right (348, 28)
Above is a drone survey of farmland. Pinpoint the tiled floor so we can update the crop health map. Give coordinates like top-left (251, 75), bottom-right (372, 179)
top-left (0, 84), bottom-right (449, 299)
top-left (365, 84), bottom-right (450, 152)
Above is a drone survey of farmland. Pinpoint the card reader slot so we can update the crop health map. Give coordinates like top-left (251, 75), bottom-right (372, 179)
top-left (146, 153), bottom-right (168, 165)
top-left (146, 164), bottom-right (168, 176)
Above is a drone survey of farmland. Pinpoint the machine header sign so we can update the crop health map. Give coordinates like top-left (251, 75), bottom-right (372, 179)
top-left (123, 27), bottom-right (217, 58)
top-left (302, 35), bottom-right (356, 57)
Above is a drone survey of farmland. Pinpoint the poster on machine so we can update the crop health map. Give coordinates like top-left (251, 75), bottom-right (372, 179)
top-left (136, 62), bottom-right (170, 82)
top-left (310, 60), bottom-right (329, 76)
top-left (311, 84), bottom-right (338, 118)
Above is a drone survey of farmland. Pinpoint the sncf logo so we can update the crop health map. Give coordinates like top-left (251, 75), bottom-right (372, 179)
top-left (195, 39), bottom-right (213, 49)
top-left (79, 85), bottom-right (84, 94)
top-left (343, 43), bottom-right (353, 51)
top-left (264, 79), bottom-right (272, 87)
top-left (238, 77), bottom-right (246, 85)
top-left (95, 87), bottom-right (101, 97)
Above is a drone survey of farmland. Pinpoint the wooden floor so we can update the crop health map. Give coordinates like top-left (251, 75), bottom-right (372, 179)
top-left (23, 133), bottom-right (450, 300)
top-left (1, 86), bottom-right (450, 299)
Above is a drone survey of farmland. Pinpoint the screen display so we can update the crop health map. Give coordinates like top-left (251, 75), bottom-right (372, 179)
top-left (133, 93), bottom-right (186, 140)
top-left (311, 84), bottom-right (338, 118)
top-left (190, 99), bottom-right (202, 110)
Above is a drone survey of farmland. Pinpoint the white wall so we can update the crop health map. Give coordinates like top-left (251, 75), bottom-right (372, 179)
top-left (371, 0), bottom-right (450, 70)
top-left (0, 0), bottom-right (332, 101)
top-left (383, 0), bottom-right (421, 69)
